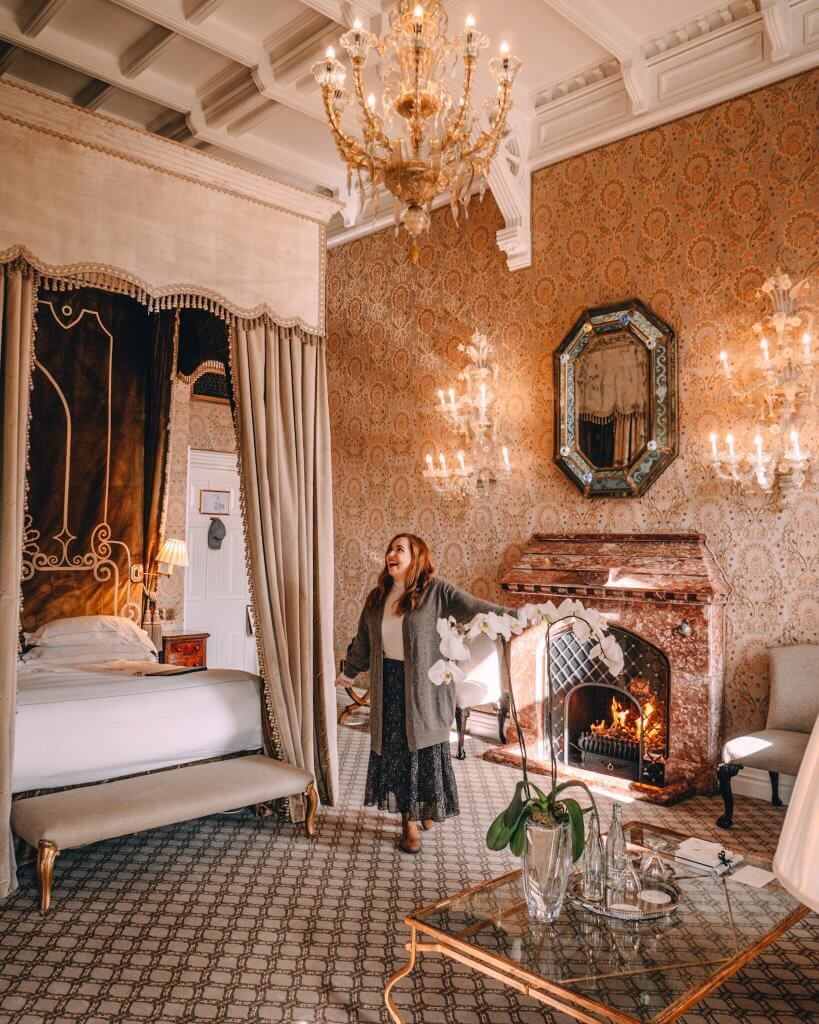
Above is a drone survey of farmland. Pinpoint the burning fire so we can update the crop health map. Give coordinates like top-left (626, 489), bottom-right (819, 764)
top-left (590, 693), bottom-right (664, 752)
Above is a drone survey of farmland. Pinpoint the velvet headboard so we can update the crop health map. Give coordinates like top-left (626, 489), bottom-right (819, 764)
top-left (21, 287), bottom-right (174, 631)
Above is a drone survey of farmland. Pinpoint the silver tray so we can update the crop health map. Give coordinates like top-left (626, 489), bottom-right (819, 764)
top-left (567, 872), bottom-right (681, 921)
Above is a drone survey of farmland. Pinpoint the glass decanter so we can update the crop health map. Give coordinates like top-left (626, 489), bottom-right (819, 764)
top-left (581, 813), bottom-right (605, 902)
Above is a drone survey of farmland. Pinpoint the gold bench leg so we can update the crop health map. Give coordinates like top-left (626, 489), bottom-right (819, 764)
top-left (305, 783), bottom-right (318, 837)
top-left (37, 841), bottom-right (59, 915)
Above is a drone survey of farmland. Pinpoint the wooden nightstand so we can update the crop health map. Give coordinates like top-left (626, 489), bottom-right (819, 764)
top-left (161, 632), bottom-right (209, 668)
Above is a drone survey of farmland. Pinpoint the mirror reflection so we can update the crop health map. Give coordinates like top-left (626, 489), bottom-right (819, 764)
top-left (576, 331), bottom-right (649, 469)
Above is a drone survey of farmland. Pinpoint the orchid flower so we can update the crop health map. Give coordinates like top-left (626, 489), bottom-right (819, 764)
top-left (590, 633), bottom-right (624, 677)
top-left (429, 658), bottom-right (467, 686)
top-left (468, 610), bottom-right (512, 641)
top-left (516, 603), bottom-right (543, 628)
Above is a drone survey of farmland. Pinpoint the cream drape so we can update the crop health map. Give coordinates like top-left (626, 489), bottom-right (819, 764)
top-left (231, 323), bottom-right (338, 813)
top-left (0, 264), bottom-right (35, 899)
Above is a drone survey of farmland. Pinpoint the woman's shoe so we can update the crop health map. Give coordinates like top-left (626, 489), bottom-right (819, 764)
top-left (421, 819), bottom-right (436, 831)
top-left (398, 835), bottom-right (421, 854)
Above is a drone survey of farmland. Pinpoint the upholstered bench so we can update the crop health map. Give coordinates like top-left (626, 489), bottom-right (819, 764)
top-left (11, 754), bottom-right (317, 913)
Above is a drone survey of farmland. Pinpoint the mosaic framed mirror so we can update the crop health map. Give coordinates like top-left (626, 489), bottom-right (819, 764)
top-left (554, 299), bottom-right (677, 498)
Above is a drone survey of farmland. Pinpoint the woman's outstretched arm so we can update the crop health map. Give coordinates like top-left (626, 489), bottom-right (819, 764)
top-left (439, 579), bottom-right (513, 622)
top-left (341, 604), bottom-right (371, 680)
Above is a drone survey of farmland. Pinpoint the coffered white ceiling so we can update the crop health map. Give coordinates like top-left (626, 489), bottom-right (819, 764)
top-left (1, 0), bottom-right (817, 266)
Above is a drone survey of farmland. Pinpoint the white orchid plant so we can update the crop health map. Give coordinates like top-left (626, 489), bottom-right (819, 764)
top-left (429, 598), bottom-right (625, 860)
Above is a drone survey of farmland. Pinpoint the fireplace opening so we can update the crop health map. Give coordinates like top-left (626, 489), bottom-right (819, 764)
top-left (549, 625), bottom-right (670, 787)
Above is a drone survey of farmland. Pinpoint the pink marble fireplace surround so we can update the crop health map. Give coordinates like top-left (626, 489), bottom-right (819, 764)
top-left (484, 533), bottom-right (730, 804)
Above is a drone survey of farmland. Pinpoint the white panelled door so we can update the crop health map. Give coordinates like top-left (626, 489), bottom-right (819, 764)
top-left (184, 449), bottom-right (258, 672)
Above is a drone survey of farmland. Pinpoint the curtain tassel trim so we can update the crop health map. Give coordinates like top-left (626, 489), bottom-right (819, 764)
top-left (1, 249), bottom-right (324, 342)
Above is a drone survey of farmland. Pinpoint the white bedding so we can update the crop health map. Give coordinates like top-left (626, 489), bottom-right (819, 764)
top-left (13, 662), bottom-right (264, 793)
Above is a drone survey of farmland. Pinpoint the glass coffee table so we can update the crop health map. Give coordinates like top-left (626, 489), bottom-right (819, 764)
top-left (385, 822), bottom-right (807, 1023)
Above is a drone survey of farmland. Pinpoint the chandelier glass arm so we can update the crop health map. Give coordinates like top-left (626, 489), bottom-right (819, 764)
top-left (320, 85), bottom-right (373, 173)
top-left (350, 58), bottom-right (392, 156)
top-left (441, 56), bottom-right (476, 151)
top-left (462, 82), bottom-right (512, 162)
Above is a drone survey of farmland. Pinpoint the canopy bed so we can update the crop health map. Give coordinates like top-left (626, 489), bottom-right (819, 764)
top-left (0, 79), bottom-right (341, 903)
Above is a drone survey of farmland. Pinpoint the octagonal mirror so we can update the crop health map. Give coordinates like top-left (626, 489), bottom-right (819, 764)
top-left (554, 299), bottom-right (677, 497)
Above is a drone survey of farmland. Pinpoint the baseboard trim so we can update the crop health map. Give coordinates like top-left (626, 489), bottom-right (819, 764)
top-left (732, 767), bottom-right (795, 805)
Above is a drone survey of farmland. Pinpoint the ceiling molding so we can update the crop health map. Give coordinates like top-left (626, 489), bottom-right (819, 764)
top-left (120, 25), bottom-right (175, 78)
top-left (74, 79), bottom-right (116, 110)
top-left (298, 1), bottom-right (380, 23)
top-left (0, 40), bottom-right (21, 75)
top-left (183, 0), bottom-right (227, 25)
top-left (761, 0), bottom-right (794, 59)
top-left (20, 0), bottom-right (70, 39)
top-left (539, 0), bottom-right (653, 113)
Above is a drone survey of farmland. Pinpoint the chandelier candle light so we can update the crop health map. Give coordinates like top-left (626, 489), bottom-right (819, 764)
top-left (708, 272), bottom-right (815, 494)
top-left (312, 2), bottom-right (521, 262)
top-left (423, 329), bottom-right (513, 495)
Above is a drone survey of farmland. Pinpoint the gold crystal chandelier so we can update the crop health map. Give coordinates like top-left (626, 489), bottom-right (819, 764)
top-left (312, 1), bottom-right (521, 262)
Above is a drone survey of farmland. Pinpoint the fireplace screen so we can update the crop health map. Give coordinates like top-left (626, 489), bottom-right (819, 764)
top-left (548, 625), bottom-right (670, 786)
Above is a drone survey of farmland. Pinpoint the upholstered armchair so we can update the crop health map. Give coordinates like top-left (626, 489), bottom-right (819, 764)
top-left (717, 644), bottom-right (819, 828)
top-left (454, 634), bottom-right (510, 760)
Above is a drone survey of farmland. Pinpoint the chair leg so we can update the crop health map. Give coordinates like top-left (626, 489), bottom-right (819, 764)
top-left (716, 763), bottom-right (741, 828)
top-left (36, 841), bottom-right (59, 915)
top-left (455, 707), bottom-right (469, 760)
top-left (304, 783), bottom-right (318, 837)
top-left (769, 771), bottom-right (783, 807)
top-left (498, 694), bottom-right (510, 745)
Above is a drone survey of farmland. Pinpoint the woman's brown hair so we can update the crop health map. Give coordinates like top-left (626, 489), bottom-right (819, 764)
top-left (365, 534), bottom-right (435, 615)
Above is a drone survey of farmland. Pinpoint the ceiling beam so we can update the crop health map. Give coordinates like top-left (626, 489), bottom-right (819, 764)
top-left (271, 22), bottom-right (341, 84)
top-left (0, 41), bottom-right (22, 75)
top-left (182, 0), bottom-right (228, 24)
top-left (0, 11), bottom-right (191, 110)
top-left (298, 1), bottom-right (380, 23)
top-left (74, 78), bottom-right (116, 109)
top-left (105, 0), bottom-right (327, 123)
top-left (538, 0), bottom-right (652, 114)
top-left (0, 11), bottom-right (343, 191)
top-left (20, 0), bottom-right (70, 38)
top-left (226, 98), bottom-right (282, 137)
top-left (121, 25), bottom-right (175, 78)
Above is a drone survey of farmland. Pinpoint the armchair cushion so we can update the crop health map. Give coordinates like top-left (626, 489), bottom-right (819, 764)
top-left (722, 729), bottom-right (809, 777)
top-left (454, 634), bottom-right (506, 710)
top-left (767, 644), bottom-right (819, 734)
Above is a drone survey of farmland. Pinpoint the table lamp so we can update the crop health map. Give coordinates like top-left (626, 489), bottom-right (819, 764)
top-left (773, 717), bottom-right (819, 912)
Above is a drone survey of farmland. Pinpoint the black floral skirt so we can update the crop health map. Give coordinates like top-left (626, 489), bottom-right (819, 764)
top-left (364, 657), bottom-right (459, 822)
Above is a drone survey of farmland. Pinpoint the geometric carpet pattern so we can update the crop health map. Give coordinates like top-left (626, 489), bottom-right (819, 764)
top-left (1, 717), bottom-right (817, 1023)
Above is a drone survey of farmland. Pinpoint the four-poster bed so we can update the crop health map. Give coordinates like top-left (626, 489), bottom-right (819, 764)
top-left (0, 79), bottom-right (341, 905)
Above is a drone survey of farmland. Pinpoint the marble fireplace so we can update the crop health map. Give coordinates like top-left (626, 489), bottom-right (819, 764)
top-left (486, 533), bottom-right (730, 803)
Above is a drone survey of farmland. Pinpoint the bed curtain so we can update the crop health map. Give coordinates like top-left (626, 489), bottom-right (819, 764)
top-left (0, 263), bottom-right (36, 900)
top-left (231, 322), bottom-right (338, 813)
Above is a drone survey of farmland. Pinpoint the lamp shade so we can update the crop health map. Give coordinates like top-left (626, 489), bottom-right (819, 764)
top-left (156, 538), bottom-right (189, 568)
top-left (773, 717), bottom-right (819, 912)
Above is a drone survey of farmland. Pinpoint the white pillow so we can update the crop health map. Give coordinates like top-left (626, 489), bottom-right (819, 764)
top-left (27, 615), bottom-right (155, 651)
top-left (30, 631), bottom-right (157, 654)
top-left (22, 641), bottom-right (157, 665)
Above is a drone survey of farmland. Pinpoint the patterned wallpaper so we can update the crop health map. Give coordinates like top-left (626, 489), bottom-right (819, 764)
top-left (326, 70), bottom-right (818, 739)
top-left (157, 385), bottom-right (235, 621)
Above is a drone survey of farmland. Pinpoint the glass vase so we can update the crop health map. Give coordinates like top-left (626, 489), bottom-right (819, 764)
top-left (522, 818), bottom-right (572, 923)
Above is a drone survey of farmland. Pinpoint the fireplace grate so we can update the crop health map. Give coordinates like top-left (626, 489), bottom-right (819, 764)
top-left (548, 624), bottom-right (670, 785)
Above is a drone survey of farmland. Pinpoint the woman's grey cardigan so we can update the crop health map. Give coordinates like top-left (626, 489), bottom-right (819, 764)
top-left (342, 577), bottom-right (509, 755)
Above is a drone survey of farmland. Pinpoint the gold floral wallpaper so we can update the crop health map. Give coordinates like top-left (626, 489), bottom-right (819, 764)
top-left (326, 70), bottom-right (818, 740)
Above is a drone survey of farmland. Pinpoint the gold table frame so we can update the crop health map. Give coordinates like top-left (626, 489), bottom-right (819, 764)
top-left (384, 826), bottom-right (808, 1024)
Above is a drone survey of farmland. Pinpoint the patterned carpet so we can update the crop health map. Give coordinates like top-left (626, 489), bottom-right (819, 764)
top-left (1, 715), bottom-right (816, 1024)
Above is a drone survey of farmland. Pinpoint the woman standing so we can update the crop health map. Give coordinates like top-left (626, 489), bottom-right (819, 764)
top-left (338, 534), bottom-right (510, 853)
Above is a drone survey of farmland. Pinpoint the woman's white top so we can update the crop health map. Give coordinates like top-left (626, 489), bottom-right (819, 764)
top-left (382, 581), bottom-right (405, 661)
